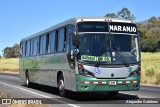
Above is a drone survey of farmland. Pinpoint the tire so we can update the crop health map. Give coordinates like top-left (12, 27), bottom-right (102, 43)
top-left (26, 72), bottom-right (31, 87)
top-left (58, 74), bottom-right (66, 97)
top-left (107, 91), bottom-right (118, 97)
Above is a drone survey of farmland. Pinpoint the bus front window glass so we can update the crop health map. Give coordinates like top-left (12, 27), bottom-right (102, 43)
top-left (78, 34), bottom-right (111, 63)
top-left (111, 34), bottom-right (140, 64)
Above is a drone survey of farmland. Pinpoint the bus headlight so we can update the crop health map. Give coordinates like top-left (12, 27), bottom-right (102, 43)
top-left (78, 63), bottom-right (95, 77)
top-left (129, 69), bottom-right (140, 77)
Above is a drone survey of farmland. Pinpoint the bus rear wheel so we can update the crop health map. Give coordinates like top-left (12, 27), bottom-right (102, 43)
top-left (26, 71), bottom-right (31, 87)
top-left (58, 74), bottom-right (66, 97)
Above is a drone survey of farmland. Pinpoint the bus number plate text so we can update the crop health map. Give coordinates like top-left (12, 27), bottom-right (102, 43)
top-left (108, 81), bottom-right (117, 85)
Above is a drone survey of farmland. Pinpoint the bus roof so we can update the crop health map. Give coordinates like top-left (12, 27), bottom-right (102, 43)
top-left (20, 17), bottom-right (133, 42)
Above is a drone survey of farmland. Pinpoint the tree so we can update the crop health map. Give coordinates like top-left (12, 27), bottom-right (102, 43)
top-left (3, 47), bottom-right (13, 58)
top-left (12, 44), bottom-right (19, 58)
top-left (117, 7), bottom-right (136, 21)
top-left (105, 13), bottom-right (118, 18)
top-left (2, 43), bottom-right (20, 58)
top-left (141, 38), bottom-right (159, 52)
top-left (148, 16), bottom-right (157, 23)
top-left (105, 7), bottom-right (136, 21)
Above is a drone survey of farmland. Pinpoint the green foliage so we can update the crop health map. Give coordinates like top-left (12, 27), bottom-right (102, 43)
top-left (105, 7), bottom-right (135, 21)
top-left (117, 7), bottom-right (136, 20)
top-left (0, 55), bottom-right (1, 59)
top-left (141, 38), bottom-right (160, 52)
top-left (2, 43), bottom-right (19, 58)
top-left (145, 66), bottom-right (156, 77)
top-left (105, 13), bottom-right (118, 18)
top-left (138, 16), bottom-right (160, 52)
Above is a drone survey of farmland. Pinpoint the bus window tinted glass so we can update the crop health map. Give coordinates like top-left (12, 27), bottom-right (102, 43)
top-left (26, 40), bottom-right (31, 56)
top-left (42, 35), bottom-right (46, 54)
top-left (49, 32), bottom-right (55, 53)
top-left (33, 38), bottom-right (38, 55)
top-left (66, 25), bottom-right (75, 53)
top-left (78, 22), bottom-right (108, 32)
top-left (40, 35), bottom-right (46, 55)
top-left (40, 36), bottom-right (43, 54)
top-left (58, 28), bottom-right (64, 52)
top-left (22, 42), bottom-right (25, 57)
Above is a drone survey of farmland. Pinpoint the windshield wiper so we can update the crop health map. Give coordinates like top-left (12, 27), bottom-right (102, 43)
top-left (95, 42), bottom-right (109, 67)
top-left (112, 41), bottom-right (129, 67)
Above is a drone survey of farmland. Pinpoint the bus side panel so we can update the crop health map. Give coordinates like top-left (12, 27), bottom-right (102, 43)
top-left (19, 58), bottom-right (26, 82)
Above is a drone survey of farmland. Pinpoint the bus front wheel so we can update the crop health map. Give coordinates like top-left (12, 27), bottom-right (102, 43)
top-left (58, 74), bottom-right (66, 97)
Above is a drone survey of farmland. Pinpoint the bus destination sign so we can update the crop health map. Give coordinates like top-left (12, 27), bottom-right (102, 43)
top-left (109, 22), bottom-right (137, 34)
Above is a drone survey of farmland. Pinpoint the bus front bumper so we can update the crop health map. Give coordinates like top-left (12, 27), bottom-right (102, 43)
top-left (76, 75), bottom-right (140, 92)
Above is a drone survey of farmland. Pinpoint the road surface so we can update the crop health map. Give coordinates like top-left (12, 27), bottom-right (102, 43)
top-left (0, 73), bottom-right (159, 107)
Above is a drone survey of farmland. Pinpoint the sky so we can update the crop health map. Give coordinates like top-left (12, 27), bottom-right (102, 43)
top-left (0, 0), bottom-right (160, 56)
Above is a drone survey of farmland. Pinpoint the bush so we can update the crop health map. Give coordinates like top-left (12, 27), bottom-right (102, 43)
top-left (145, 66), bottom-right (156, 77)
top-left (141, 38), bottom-right (160, 52)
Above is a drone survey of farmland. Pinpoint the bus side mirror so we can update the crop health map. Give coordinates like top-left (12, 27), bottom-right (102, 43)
top-left (72, 31), bottom-right (79, 46)
top-left (71, 49), bottom-right (79, 59)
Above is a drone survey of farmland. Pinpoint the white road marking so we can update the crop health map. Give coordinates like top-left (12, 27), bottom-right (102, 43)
top-left (0, 81), bottom-right (80, 107)
top-left (140, 87), bottom-right (160, 92)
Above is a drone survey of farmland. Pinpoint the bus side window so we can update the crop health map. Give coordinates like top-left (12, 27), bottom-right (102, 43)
top-left (49, 31), bottom-right (55, 53)
top-left (26, 40), bottom-right (31, 57)
top-left (20, 43), bottom-right (22, 57)
top-left (31, 39), bottom-right (34, 56)
top-left (42, 35), bottom-right (46, 55)
top-left (64, 28), bottom-right (67, 52)
top-left (33, 38), bottom-right (38, 56)
top-left (66, 25), bottom-right (75, 54)
top-left (46, 34), bottom-right (49, 54)
top-left (39, 36), bottom-right (42, 55)
top-left (22, 42), bottom-right (26, 57)
top-left (39, 35), bottom-right (46, 55)
top-left (58, 28), bottom-right (65, 52)
top-left (55, 31), bottom-right (58, 52)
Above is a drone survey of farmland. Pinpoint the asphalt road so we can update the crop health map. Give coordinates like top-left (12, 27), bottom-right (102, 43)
top-left (0, 73), bottom-right (160, 107)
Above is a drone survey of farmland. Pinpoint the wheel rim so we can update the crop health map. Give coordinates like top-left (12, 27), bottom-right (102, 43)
top-left (26, 76), bottom-right (29, 85)
top-left (59, 79), bottom-right (64, 93)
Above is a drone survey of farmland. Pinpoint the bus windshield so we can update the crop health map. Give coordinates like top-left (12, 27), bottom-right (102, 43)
top-left (78, 34), bottom-right (111, 63)
top-left (78, 33), bottom-right (140, 64)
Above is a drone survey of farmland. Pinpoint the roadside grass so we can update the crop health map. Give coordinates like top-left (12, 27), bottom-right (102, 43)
top-left (141, 52), bottom-right (160, 85)
top-left (0, 58), bottom-right (19, 72)
top-left (0, 91), bottom-right (10, 98)
top-left (0, 52), bottom-right (160, 85)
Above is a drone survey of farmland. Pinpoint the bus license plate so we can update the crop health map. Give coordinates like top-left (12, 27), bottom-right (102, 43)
top-left (108, 81), bottom-right (117, 85)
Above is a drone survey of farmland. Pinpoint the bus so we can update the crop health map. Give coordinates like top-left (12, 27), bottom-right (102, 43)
top-left (19, 17), bottom-right (141, 97)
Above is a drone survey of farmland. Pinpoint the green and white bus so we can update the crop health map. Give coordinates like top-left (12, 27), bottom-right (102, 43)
top-left (19, 17), bottom-right (141, 97)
